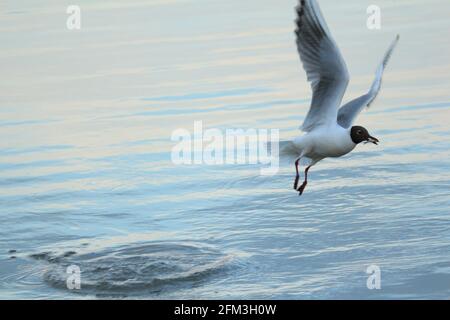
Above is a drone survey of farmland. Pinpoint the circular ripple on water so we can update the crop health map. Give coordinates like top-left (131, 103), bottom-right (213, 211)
top-left (30, 241), bottom-right (234, 297)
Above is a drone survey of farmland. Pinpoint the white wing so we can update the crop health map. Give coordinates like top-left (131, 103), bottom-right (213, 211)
top-left (337, 35), bottom-right (400, 128)
top-left (295, 0), bottom-right (349, 132)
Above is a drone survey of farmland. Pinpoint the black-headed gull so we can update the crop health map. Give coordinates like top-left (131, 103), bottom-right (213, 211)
top-left (292, 0), bottom-right (399, 195)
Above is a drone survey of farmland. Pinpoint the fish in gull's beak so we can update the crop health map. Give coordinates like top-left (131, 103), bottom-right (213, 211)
top-left (367, 135), bottom-right (379, 145)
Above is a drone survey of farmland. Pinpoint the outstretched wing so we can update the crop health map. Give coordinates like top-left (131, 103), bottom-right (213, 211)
top-left (295, 0), bottom-right (350, 132)
top-left (337, 35), bottom-right (400, 128)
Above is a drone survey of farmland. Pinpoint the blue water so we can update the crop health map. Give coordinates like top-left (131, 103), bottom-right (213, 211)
top-left (1, 0), bottom-right (450, 299)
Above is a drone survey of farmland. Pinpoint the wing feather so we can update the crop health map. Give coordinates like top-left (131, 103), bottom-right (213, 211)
top-left (337, 35), bottom-right (400, 128)
top-left (295, 0), bottom-right (350, 132)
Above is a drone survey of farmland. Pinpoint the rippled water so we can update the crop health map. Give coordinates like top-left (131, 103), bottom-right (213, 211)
top-left (1, 0), bottom-right (450, 299)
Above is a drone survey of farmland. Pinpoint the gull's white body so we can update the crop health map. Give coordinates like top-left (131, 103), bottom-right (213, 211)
top-left (293, 125), bottom-right (356, 162)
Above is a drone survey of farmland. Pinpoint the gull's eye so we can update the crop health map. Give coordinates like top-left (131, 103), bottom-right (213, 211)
top-left (357, 130), bottom-right (362, 135)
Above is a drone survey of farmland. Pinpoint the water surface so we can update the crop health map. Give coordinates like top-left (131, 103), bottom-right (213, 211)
top-left (1, 0), bottom-right (450, 299)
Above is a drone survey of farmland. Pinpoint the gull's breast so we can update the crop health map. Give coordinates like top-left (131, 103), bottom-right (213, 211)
top-left (311, 127), bottom-right (356, 158)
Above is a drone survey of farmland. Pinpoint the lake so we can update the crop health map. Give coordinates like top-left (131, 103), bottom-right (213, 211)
top-left (1, 0), bottom-right (450, 299)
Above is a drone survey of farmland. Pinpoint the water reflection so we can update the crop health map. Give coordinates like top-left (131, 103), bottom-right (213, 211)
top-left (1, 0), bottom-right (450, 299)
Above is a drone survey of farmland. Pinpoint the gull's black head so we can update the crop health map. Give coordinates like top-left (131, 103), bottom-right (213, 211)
top-left (350, 126), bottom-right (379, 145)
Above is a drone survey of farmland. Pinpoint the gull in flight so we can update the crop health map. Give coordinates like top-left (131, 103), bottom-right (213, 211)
top-left (292, 0), bottom-right (399, 195)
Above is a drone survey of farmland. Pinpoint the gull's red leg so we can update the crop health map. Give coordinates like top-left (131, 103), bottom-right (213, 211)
top-left (297, 165), bottom-right (311, 196)
top-left (293, 158), bottom-right (301, 190)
